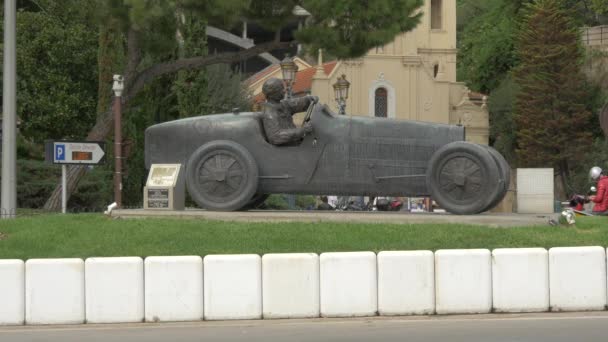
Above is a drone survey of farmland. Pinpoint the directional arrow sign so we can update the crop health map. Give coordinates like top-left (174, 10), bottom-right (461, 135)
top-left (45, 141), bottom-right (106, 165)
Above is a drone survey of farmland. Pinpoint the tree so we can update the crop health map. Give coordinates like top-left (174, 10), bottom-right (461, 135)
top-left (43, 0), bottom-right (425, 210)
top-left (513, 0), bottom-right (594, 197)
top-left (0, 1), bottom-right (99, 142)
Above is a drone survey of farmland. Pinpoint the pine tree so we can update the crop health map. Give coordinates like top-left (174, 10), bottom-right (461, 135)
top-left (174, 11), bottom-right (208, 118)
top-left (513, 0), bottom-right (594, 196)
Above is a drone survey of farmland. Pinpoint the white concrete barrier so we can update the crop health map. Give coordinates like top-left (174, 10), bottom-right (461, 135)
top-left (492, 248), bottom-right (549, 312)
top-left (377, 251), bottom-right (435, 316)
top-left (203, 254), bottom-right (261, 320)
top-left (320, 252), bottom-right (377, 317)
top-left (262, 253), bottom-right (319, 319)
top-left (549, 247), bottom-right (606, 311)
top-left (85, 257), bottom-right (144, 323)
top-left (25, 259), bottom-right (85, 325)
top-left (144, 256), bottom-right (203, 322)
top-left (435, 249), bottom-right (492, 314)
top-left (0, 260), bottom-right (24, 325)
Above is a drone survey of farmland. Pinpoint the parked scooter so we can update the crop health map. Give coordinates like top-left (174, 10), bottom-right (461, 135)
top-left (568, 186), bottom-right (597, 216)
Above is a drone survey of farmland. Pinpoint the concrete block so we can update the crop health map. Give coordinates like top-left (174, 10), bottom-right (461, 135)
top-left (492, 248), bottom-right (549, 313)
top-left (517, 168), bottom-right (554, 214)
top-left (435, 249), bottom-right (492, 314)
top-left (85, 257), bottom-right (144, 323)
top-left (262, 253), bottom-right (319, 319)
top-left (320, 252), bottom-right (377, 317)
top-left (0, 260), bottom-right (24, 325)
top-left (144, 256), bottom-right (203, 322)
top-left (549, 247), bottom-right (606, 311)
top-left (377, 251), bottom-right (435, 316)
top-left (25, 259), bottom-right (85, 324)
top-left (203, 254), bottom-right (261, 320)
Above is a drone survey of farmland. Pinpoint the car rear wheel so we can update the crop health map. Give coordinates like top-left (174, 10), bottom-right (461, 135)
top-left (186, 140), bottom-right (258, 211)
top-left (480, 145), bottom-right (511, 213)
top-left (426, 141), bottom-right (501, 215)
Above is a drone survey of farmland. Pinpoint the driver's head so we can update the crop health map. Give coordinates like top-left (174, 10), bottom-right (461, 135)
top-left (262, 78), bottom-right (285, 102)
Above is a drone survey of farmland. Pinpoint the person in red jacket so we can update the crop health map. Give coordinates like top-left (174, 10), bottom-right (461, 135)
top-left (589, 166), bottom-right (608, 215)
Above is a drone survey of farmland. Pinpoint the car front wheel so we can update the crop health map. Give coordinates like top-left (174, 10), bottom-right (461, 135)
top-left (186, 140), bottom-right (258, 211)
top-left (426, 141), bottom-right (501, 215)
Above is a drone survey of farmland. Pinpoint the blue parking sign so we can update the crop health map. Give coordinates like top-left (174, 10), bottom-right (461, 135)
top-left (55, 144), bottom-right (65, 161)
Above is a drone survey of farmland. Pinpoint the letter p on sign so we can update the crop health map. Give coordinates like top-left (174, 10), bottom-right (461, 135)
top-left (55, 144), bottom-right (65, 161)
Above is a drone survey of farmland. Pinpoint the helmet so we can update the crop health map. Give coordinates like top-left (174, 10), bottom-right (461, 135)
top-left (589, 166), bottom-right (603, 181)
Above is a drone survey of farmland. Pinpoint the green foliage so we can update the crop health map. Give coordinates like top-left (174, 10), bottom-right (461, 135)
top-left (297, 0), bottom-right (423, 58)
top-left (488, 75), bottom-right (519, 164)
top-left (174, 12), bottom-right (209, 118)
top-left (591, 0), bottom-right (608, 15)
top-left (513, 0), bottom-right (595, 195)
top-left (457, 0), bottom-right (521, 93)
top-left (1, 9), bottom-right (98, 142)
top-left (262, 195), bottom-right (317, 210)
top-left (0, 160), bottom-right (111, 210)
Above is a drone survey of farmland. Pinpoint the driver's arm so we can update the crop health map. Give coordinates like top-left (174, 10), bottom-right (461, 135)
top-left (262, 113), bottom-right (307, 145)
top-left (284, 95), bottom-right (318, 115)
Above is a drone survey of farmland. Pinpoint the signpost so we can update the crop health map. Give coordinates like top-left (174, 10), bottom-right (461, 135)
top-left (45, 141), bottom-right (106, 213)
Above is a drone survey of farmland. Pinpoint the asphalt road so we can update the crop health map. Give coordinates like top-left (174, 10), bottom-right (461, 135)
top-left (2, 312), bottom-right (608, 342)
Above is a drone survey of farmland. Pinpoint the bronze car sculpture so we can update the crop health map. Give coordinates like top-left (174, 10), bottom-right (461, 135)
top-left (144, 103), bottom-right (509, 214)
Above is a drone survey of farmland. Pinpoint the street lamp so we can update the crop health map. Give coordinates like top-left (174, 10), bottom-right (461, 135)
top-left (112, 74), bottom-right (124, 208)
top-left (280, 54), bottom-right (298, 99)
top-left (279, 54), bottom-right (299, 209)
top-left (333, 74), bottom-right (350, 115)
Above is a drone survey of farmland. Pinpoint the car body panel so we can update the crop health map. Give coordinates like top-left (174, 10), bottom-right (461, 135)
top-left (145, 104), bottom-right (465, 197)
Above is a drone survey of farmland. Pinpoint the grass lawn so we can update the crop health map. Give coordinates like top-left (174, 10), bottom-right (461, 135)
top-left (0, 214), bottom-right (607, 259)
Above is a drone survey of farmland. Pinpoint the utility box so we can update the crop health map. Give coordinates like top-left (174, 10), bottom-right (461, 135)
top-left (144, 164), bottom-right (185, 210)
top-left (516, 168), bottom-right (554, 214)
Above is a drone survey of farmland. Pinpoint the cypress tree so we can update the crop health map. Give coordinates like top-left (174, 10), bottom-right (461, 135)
top-left (513, 0), bottom-right (594, 195)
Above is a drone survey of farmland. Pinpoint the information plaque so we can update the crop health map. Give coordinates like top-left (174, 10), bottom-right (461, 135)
top-left (144, 164), bottom-right (185, 210)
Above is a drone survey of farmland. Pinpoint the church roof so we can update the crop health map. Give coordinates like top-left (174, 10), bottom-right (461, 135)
top-left (252, 61), bottom-right (338, 104)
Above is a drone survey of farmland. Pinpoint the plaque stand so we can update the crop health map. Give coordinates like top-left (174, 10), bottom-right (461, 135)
top-left (144, 164), bottom-right (185, 210)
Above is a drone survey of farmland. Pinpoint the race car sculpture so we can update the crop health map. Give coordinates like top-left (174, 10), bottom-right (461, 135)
top-left (145, 103), bottom-right (509, 214)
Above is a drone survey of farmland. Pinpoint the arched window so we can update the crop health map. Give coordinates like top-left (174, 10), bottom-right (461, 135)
top-left (433, 64), bottom-right (439, 78)
top-left (375, 88), bottom-right (388, 118)
top-left (431, 0), bottom-right (443, 30)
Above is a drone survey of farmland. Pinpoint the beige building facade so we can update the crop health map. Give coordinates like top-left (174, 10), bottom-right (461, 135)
top-left (247, 0), bottom-right (489, 144)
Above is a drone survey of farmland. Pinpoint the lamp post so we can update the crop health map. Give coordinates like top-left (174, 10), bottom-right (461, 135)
top-left (279, 55), bottom-right (299, 210)
top-left (280, 54), bottom-right (298, 99)
top-left (112, 75), bottom-right (124, 208)
top-left (333, 74), bottom-right (350, 115)
top-left (2, 0), bottom-right (16, 219)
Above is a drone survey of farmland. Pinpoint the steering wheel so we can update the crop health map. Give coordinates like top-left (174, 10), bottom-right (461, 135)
top-left (302, 102), bottom-right (315, 126)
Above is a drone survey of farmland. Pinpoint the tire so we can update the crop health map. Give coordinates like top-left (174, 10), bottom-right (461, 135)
top-left (241, 194), bottom-right (270, 211)
top-left (186, 140), bottom-right (259, 211)
top-left (480, 145), bottom-right (511, 213)
top-left (426, 141), bottom-right (501, 215)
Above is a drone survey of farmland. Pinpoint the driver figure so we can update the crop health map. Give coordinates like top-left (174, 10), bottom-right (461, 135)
top-left (260, 78), bottom-right (318, 146)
